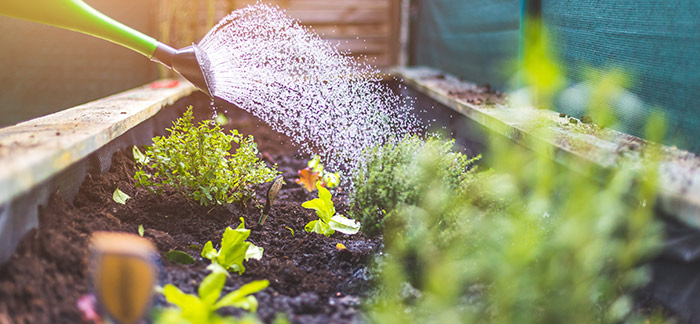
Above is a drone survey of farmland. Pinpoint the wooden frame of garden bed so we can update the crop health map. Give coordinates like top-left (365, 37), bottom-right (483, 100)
top-left (0, 80), bottom-right (196, 262)
top-left (393, 66), bottom-right (700, 229)
top-left (2, 67), bottom-right (700, 263)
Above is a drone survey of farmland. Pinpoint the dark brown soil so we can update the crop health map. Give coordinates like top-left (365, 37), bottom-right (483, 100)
top-left (0, 107), bottom-right (380, 324)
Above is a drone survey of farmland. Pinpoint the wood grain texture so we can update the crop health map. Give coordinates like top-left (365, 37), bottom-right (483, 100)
top-left (395, 66), bottom-right (700, 230)
top-left (157, 0), bottom-right (400, 68)
top-left (0, 80), bottom-right (196, 204)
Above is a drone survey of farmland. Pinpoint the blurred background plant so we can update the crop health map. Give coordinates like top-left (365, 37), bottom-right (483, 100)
top-left (349, 135), bottom-right (480, 237)
top-left (364, 19), bottom-right (671, 323)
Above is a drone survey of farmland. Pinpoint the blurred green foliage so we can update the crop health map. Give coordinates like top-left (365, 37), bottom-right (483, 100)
top-left (367, 19), bottom-right (669, 323)
top-left (369, 131), bottom-right (664, 323)
top-left (349, 135), bottom-right (480, 237)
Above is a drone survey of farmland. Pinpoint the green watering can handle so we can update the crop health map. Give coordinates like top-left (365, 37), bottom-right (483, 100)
top-left (0, 0), bottom-right (159, 58)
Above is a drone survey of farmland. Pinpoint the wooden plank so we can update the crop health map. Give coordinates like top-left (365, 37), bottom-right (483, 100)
top-left (284, 0), bottom-right (391, 10)
top-left (330, 38), bottom-right (388, 55)
top-left (394, 66), bottom-right (700, 230)
top-left (309, 24), bottom-right (391, 38)
top-left (230, 0), bottom-right (391, 10)
top-left (0, 80), bottom-right (196, 205)
top-left (286, 8), bottom-right (388, 24)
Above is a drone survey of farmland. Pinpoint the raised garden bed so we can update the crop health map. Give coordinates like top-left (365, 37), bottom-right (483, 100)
top-left (2, 73), bottom-right (700, 323)
top-left (0, 97), bottom-right (387, 323)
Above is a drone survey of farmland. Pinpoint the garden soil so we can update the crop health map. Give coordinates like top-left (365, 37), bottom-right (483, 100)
top-left (0, 107), bottom-right (381, 324)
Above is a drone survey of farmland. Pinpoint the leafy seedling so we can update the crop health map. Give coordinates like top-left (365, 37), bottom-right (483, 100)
top-left (160, 267), bottom-right (268, 324)
top-left (300, 156), bottom-right (341, 190)
top-left (202, 217), bottom-right (263, 274)
top-left (165, 250), bottom-right (196, 265)
top-left (285, 226), bottom-right (295, 236)
top-left (302, 183), bottom-right (360, 237)
top-left (113, 188), bottom-right (131, 204)
top-left (138, 225), bottom-right (145, 237)
top-left (260, 175), bottom-right (285, 225)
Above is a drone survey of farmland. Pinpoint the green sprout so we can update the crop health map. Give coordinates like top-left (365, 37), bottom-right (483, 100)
top-left (202, 217), bottom-right (263, 275)
top-left (157, 267), bottom-right (268, 324)
top-left (302, 182), bottom-right (360, 237)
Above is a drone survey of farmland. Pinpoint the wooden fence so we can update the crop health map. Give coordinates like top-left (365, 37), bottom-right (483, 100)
top-left (157, 0), bottom-right (400, 76)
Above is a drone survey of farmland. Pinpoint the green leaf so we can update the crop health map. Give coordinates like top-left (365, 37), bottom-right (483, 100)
top-left (214, 280), bottom-right (269, 311)
top-left (305, 219), bottom-right (334, 237)
top-left (112, 188), bottom-right (131, 204)
top-left (301, 199), bottom-right (332, 223)
top-left (201, 241), bottom-right (218, 260)
top-left (245, 244), bottom-right (264, 261)
top-left (163, 284), bottom-right (210, 324)
top-left (198, 270), bottom-right (226, 305)
top-left (138, 224), bottom-right (144, 237)
top-left (328, 215), bottom-right (361, 235)
top-left (165, 250), bottom-right (195, 265)
top-left (285, 226), bottom-right (295, 236)
top-left (202, 217), bottom-right (262, 274)
top-left (132, 145), bottom-right (149, 164)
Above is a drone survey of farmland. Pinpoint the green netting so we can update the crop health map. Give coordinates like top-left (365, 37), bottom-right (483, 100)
top-left (543, 0), bottom-right (700, 152)
top-left (412, 0), bottom-right (700, 152)
top-left (410, 0), bottom-right (520, 89)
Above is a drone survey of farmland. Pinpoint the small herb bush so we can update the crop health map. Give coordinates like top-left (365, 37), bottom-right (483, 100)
top-left (134, 107), bottom-right (278, 206)
top-left (349, 135), bottom-right (479, 236)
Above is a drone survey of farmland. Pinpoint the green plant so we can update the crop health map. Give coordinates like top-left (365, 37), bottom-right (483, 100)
top-left (295, 155), bottom-right (340, 191)
top-left (134, 106), bottom-right (278, 207)
top-left (369, 131), bottom-right (664, 324)
top-left (202, 217), bottom-right (263, 275)
top-left (302, 183), bottom-right (360, 237)
top-left (369, 22), bottom-right (668, 323)
top-left (350, 135), bottom-right (480, 236)
top-left (157, 267), bottom-right (268, 324)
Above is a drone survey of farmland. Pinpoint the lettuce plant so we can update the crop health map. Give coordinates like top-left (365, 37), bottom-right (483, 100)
top-left (302, 183), bottom-right (360, 237)
top-left (202, 218), bottom-right (263, 275)
top-left (134, 106), bottom-right (278, 207)
top-left (158, 267), bottom-right (268, 324)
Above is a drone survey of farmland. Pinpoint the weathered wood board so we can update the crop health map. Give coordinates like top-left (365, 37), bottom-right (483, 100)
top-left (158, 0), bottom-right (400, 68)
top-left (395, 66), bottom-right (700, 229)
top-left (0, 80), bottom-right (195, 205)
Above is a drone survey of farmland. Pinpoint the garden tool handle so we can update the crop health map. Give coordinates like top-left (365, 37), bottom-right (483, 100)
top-left (0, 0), bottom-right (158, 58)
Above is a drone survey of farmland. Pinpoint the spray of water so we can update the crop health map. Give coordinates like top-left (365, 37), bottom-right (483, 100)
top-left (198, 4), bottom-right (422, 177)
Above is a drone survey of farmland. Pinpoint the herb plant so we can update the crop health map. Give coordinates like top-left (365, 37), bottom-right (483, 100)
top-left (302, 183), bottom-right (360, 237)
top-left (134, 106), bottom-right (278, 207)
top-left (369, 25), bottom-right (667, 323)
top-left (202, 217), bottom-right (263, 275)
top-left (350, 135), bottom-right (479, 236)
top-left (158, 267), bottom-right (268, 324)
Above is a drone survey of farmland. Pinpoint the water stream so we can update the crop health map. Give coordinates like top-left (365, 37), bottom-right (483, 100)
top-left (197, 4), bottom-right (422, 175)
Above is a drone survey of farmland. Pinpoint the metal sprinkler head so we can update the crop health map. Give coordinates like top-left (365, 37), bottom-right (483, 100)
top-left (152, 43), bottom-right (214, 98)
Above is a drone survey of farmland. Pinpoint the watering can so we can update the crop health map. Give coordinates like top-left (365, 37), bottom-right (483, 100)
top-left (0, 0), bottom-right (213, 97)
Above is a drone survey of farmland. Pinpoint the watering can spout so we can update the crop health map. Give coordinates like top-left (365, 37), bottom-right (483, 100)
top-left (153, 44), bottom-right (214, 98)
top-left (0, 0), bottom-right (214, 98)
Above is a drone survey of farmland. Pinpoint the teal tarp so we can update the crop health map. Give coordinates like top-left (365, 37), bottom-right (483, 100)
top-left (410, 0), bottom-right (521, 89)
top-left (543, 0), bottom-right (700, 152)
top-left (412, 0), bottom-right (700, 152)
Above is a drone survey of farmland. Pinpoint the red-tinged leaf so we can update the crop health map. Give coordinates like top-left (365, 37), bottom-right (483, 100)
top-left (295, 168), bottom-right (320, 192)
top-left (77, 294), bottom-right (104, 324)
top-left (150, 80), bottom-right (180, 89)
